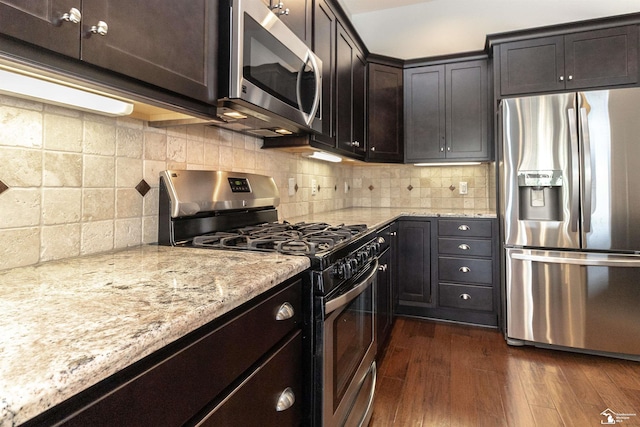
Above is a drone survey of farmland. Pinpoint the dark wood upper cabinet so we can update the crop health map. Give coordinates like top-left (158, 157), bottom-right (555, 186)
top-left (0, 0), bottom-right (217, 104)
top-left (405, 58), bottom-right (489, 163)
top-left (564, 26), bottom-right (638, 89)
top-left (445, 60), bottom-right (489, 160)
top-left (500, 25), bottom-right (638, 95)
top-left (404, 64), bottom-right (445, 162)
top-left (367, 62), bottom-right (404, 163)
top-left (335, 21), bottom-right (366, 158)
top-left (276, 0), bottom-right (312, 47)
top-left (311, 0), bottom-right (336, 149)
top-left (0, 0), bottom-right (80, 57)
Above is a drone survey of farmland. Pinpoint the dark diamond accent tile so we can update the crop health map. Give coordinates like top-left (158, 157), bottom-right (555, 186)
top-left (294, 183), bottom-right (299, 192)
top-left (0, 180), bottom-right (8, 196)
top-left (135, 179), bottom-right (151, 197)
top-left (407, 184), bottom-right (413, 191)
top-left (317, 185), bottom-right (321, 192)
top-left (449, 185), bottom-right (456, 192)
top-left (368, 185), bottom-right (375, 191)
top-left (334, 185), bottom-right (337, 191)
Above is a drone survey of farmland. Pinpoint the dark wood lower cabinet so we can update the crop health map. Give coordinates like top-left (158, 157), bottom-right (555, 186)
top-left (23, 277), bottom-right (303, 427)
top-left (393, 217), bottom-right (499, 327)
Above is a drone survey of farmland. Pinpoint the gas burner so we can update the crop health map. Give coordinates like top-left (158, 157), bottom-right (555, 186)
top-left (191, 221), bottom-right (369, 256)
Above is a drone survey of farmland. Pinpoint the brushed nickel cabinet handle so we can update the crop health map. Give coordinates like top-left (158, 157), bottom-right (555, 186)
top-left (60, 7), bottom-right (81, 24)
top-left (378, 264), bottom-right (388, 272)
top-left (275, 302), bottom-right (294, 320)
top-left (459, 293), bottom-right (472, 300)
top-left (90, 21), bottom-right (108, 36)
top-left (458, 224), bottom-right (470, 231)
top-left (459, 266), bottom-right (471, 273)
top-left (458, 243), bottom-right (470, 250)
top-left (276, 387), bottom-right (296, 411)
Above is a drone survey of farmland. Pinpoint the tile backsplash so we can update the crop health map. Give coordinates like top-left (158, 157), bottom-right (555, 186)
top-left (0, 94), bottom-right (495, 270)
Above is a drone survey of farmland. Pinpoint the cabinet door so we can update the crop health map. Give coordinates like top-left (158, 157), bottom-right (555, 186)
top-left (445, 60), bottom-right (489, 159)
top-left (404, 65), bottom-right (445, 162)
top-left (368, 63), bottom-right (404, 162)
top-left (0, 0), bottom-right (80, 57)
top-left (565, 26), bottom-right (638, 89)
top-left (352, 49), bottom-right (367, 157)
top-left (336, 22), bottom-right (355, 153)
top-left (396, 220), bottom-right (432, 305)
top-left (376, 248), bottom-right (392, 354)
top-left (500, 36), bottom-right (565, 95)
top-left (277, 0), bottom-right (312, 47)
top-left (312, 0), bottom-right (336, 148)
top-left (80, 0), bottom-right (216, 103)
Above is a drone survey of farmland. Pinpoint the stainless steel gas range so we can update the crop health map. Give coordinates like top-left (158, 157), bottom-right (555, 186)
top-left (158, 170), bottom-right (379, 427)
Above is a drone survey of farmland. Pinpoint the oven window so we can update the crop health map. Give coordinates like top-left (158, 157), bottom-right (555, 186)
top-left (332, 283), bottom-right (374, 409)
top-left (243, 14), bottom-right (316, 114)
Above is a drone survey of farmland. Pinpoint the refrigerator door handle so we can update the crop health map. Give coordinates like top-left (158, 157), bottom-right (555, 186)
top-left (510, 251), bottom-right (640, 267)
top-left (579, 107), bottom-right (593, 233)
top-left (567, 108), bottom-right (580, 233)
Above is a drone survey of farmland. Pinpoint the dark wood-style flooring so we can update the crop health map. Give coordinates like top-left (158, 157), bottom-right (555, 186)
top-left (370, 317), bottom-right (640, 427)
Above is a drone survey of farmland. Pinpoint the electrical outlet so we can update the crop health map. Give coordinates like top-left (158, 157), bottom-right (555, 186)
top-left (288, 178), bottom-right (296, 196)
top-left (459, 181), bottom-right (468, 195)
top-left (311, 179), bottom-right (317, 196)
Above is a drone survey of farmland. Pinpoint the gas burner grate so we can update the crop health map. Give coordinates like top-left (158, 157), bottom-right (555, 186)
top-left (191, 221), bottom-right (369, 256)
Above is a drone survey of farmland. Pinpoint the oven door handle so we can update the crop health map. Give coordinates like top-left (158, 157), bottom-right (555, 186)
top-left (325, 259), bottom-right (378, 315)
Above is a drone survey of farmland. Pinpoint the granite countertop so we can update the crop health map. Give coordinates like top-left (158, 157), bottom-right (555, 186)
top-left (1, 207), bottom-right (495, 426)
top-left (0, 245), bottom-right (309, 427)
top-left (283, 207), bottom-right (497, 230)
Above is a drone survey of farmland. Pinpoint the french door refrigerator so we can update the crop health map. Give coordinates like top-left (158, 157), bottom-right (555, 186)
top-left (501, 88), bottom-right (640, 359)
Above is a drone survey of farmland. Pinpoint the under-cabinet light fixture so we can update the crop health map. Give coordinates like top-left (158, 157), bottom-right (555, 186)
top-left (306, 151), bottom-right (342, 163)
top-left (0, 68), bottom-right (134, 117)
top-left (414, 162), bottom-right (482, 167)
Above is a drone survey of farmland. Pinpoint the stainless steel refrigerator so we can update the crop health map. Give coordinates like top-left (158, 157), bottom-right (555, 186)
top-left (501, 88), bottom-right (640, 359)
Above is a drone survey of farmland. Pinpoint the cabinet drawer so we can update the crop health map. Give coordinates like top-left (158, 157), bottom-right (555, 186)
top-left (439, 257), bottom-right (493, 285)
top-left (61, 280), bottom-right (302, 427)
top-left (197, 331), bottom-right (303, 426)
top-left (439, 283), bottom-right (493, 311)
top-left (438, 237), bottom-right (492, 257)
top-left (438, 219), bottom-right (492, 238)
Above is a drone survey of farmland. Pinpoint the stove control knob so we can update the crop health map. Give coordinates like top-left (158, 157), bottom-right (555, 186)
top-left (370, 242), bottom-right (380, 255)
top-left (377, 236), bottom-right (385, 245)
top-left (349, 257), bottom-right (358, 271)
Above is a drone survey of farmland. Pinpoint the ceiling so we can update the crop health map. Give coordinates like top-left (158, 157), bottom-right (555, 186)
top-left (336, 0), bottom-right (640, 59)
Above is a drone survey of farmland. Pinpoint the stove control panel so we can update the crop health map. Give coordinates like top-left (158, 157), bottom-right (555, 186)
top-left (332, 239), bottom-right (381, 281)
top-left (227, 177), bottom-right (251, 192)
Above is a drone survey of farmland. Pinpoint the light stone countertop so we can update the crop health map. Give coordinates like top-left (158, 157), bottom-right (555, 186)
top-left (0, 245), bottom-right (310, 427)
top-left (0, 207), bottom-right (495, 426)
top-left (283, 207), bottom-right (497, 230)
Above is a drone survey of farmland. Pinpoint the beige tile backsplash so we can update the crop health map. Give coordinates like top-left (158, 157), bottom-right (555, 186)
top-left (0, 94), bottom-right (495, 270)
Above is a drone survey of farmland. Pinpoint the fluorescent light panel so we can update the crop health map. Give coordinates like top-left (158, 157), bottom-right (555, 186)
top-left (414, 162), bottom-right (482, 167)
top-left (306, 151), bottom-right (342, 163)
top-left (0, 68), bottom-right (133, 116)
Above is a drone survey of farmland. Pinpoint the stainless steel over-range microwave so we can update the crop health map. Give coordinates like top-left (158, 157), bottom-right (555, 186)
top-left (218, 0), bottom-right (322, 134)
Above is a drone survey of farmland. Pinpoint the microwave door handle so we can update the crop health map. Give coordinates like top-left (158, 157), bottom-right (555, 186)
top-left (567, 108), bottom-right (580, 233)
top-left (579, 106), bottom-right (593, 233)
top-left (297, 51), bottom-right (321, 126)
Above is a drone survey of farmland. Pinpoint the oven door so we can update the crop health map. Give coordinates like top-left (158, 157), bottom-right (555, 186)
top-left (323, 259), bottom-right (378, 427)
top-left (227, 0), bottom-right (322, 131)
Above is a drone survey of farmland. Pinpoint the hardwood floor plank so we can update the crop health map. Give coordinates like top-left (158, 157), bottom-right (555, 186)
top-left (372, 318), bottom-right (640, 427)
top-left (370, 376), bottom-right (403, 426)
top-left (529, 404), bottom-right (565, 426)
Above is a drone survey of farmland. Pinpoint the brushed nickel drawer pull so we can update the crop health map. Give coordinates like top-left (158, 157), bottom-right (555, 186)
top-left (458, 243), bottom-right (470, 250)
top-left (459, 293), bottom-right (472, 300)
top-left (275, 302), bottom-right (295, 320)
top-left (458, 225), bottom-right (470, 231)
top-left (459, 266), bottom-right (471, 273)
top-left (276, 387), bottom-right (296, 411)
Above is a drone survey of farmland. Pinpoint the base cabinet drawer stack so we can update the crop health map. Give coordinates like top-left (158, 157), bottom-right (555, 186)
top-left (24, 277), bottom-right (304, 427)
top-left (394, 216), bottom-right (499, 327)
top-left (436, 218), bottom-right (498, 326)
